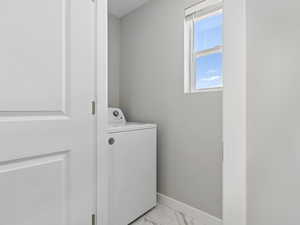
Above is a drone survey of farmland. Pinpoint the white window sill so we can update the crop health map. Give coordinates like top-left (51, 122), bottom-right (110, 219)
top-left (187, 87), bottom-right (223, 94)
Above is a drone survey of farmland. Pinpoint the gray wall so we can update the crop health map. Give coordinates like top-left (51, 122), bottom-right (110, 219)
top-left (119, 0), bottom-right (222, 218)
top-left (108, 14), bottom-right (120, 107)
top-left (247, 0), bottom-right (300, 224)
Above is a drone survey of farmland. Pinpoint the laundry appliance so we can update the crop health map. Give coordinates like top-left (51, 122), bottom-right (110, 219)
top-left (107, 108), bottom-right (157, 225)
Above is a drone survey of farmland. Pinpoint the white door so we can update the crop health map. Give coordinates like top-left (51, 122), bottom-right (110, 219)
top-left (0, 0), bottom-right (95, 224)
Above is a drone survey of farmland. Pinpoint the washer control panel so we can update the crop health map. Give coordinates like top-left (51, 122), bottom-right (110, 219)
top-left (108, 108), bottom-right (126, 125)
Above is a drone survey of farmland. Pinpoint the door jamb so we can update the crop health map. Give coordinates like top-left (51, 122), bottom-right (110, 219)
top-left (223, 0), bottom-right (247, 225)
top-left (96, 0), bottom-right (109, 224)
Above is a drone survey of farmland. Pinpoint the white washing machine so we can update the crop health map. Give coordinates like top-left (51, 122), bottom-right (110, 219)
top-left (107, 108), bottom-right (157, 225)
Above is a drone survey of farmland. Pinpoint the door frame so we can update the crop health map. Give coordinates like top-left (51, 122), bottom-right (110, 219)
top-left (96, 0), bottom-right (109, 224)
top-left (223, 0), bottom-right (247, 225)
top-left (95, 0), bottom-right (248, 225)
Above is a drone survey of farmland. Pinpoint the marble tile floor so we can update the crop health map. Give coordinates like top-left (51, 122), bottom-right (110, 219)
top-left (131, 204), bottom-right (199, 225)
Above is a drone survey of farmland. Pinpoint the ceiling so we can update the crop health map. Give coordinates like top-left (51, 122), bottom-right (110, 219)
top-left (108, 0), bottom-right (149, 18)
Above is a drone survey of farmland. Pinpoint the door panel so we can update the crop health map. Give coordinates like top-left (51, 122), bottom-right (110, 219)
top-left (0, 0), bottom-right (70, 112)
top-left (0, 0), bottom-right (95, 224)
top-left (0, 153), bottom-right (69, 225)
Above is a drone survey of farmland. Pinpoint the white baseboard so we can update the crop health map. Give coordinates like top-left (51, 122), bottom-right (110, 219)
top-left (157, 193), bottom-right (222, 225)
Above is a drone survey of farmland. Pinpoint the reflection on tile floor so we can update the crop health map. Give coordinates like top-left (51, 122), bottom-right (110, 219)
top-left (131, 204), bottom-right (197, 225)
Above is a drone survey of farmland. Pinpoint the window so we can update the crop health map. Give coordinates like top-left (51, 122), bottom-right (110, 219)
top-left (184, 0), bottom-right (223, 93)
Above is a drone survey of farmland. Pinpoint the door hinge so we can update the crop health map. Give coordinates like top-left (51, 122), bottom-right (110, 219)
top-left (92, 214), bottom-right (96, 225)
top-left (91, 101), bottom-right (96, 115)
top-left (221, 141), bottom-right (224, 163)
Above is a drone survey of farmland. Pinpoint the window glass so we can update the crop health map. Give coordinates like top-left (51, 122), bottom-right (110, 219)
top-left (194, 12), bottom-right (223, 52)
top-left (184, 2), bottom-right (223, 93)
top-left (195, 52), bottom-right (223, 89)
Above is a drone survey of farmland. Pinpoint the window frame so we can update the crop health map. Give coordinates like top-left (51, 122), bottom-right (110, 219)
top-left (184, 0), bottom-right (224, 93)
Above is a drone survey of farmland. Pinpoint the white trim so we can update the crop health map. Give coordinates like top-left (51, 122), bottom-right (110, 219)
top-left (157, 193), bottom-right (222, 225)
top-left (184, 13), bottom-right (192, 93)
top-left (96, 0), bottom-right (109, 225)
top-left (185, 0), bottom-right (223, 17)
top-left (193, 7), bottom-right (223, 22)
top-left (223, 0), bottom-right (247, 224)
top-left (191, 87), bottom-right (223, 93)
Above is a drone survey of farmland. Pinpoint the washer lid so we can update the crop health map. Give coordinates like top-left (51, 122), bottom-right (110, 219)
top-left (106, 122), bottom-right (157, 133)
